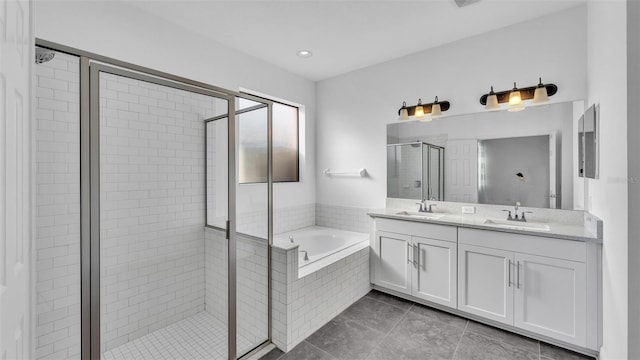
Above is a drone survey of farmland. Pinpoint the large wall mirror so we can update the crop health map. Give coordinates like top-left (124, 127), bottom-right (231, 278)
top-left (387, 101), bottom-right (584, 210)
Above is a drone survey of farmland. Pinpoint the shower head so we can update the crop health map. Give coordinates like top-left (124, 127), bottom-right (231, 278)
top-left (516, 172), bottom-right (525, 181)
top-left (35, 47), bottom-right (55, 64)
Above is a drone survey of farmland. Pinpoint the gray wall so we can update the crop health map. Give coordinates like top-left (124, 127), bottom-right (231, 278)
top-left (478, 135), bottom-right (550, 209)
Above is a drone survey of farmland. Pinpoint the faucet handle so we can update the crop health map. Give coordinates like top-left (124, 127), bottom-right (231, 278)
top-left (521, 211), bottom-right (533, 222)
top-left (428, 204), bottom-right (437, 213)
top-left (501, 209), bottom-right (513, 220)
top-left (415, 202), bottom-right (425, 212)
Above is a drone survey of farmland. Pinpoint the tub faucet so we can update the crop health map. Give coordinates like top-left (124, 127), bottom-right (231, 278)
top-left (299, 250), bottom-right (309, 261)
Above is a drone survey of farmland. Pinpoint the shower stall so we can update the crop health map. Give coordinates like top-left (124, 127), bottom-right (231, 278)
top-left (34, 43), bottom-right (276, 360)
top-left (386, 141), bottom-right (444, 201)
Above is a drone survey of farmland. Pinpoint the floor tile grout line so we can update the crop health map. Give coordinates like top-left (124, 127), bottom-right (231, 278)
top-left (303, 339), bottom-right (338, 360)
top-left (361, 303), bottom-right (415, 360)
top-left (451, 320), bottom-right (469, 360)
top-left (364, 292), bottom-right (412, 313)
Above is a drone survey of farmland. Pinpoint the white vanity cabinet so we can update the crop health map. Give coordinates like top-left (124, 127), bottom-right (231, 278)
top-left (458, 228), bottom-right (588, 347)
top-left (374, 219), bottom-right (457, 308)
top-left (376, 231), bottom-right (412, 294)
top-left (458, 244), bottom-right (515, 325)
top-left (370, 214), bottom-right (601, 353)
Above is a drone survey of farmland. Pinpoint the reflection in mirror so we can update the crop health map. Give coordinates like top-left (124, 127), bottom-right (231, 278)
top-left (582, 104), bottom-right (598, 179)
top-left (387, 101), bottom-right (582, 210)
top-left (387, 142), bottom-right (444, 201)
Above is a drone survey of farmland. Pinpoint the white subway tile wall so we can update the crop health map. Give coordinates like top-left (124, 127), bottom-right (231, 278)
top-left (211, 203), bottom-right (315, 239)
top-left (271, 246), bottom-right (370, 352)
top-left (35, 51), bottom-right (81, 360)
top-left (35, 54), bottom-right (372, 357)
top-left (204, 228), bottom-right (269, 355)
top-left (99, 73), bottom-right (216, 351)
top-left (316, 204), bottom-right (371, 233)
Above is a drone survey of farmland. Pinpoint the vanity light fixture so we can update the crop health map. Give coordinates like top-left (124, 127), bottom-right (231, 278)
top-left (485, 86), bottom-right (500, 110)
top-left (397, 97), bottom-right (451, 120)
top-left (533, 77), bottom-right (549, 103)
top-left (508, 82), bottom-right (524, 112)
top-left (431, 96), bottom-right (442, 117)
top-left (414, 99), bottom-right (425, 119)
top-left (479, 78), bottom-right (558, 110)
top-left (399, 101), bottom-right (410, 120)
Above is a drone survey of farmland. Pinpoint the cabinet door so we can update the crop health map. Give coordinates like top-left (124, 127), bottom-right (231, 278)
top-left (375, 232), bottom-right (412, 295)
top-left (412, 237), bottom-right (456, 307)
top-left (458, 244), bottom-right (514, 325)
top-left (514, 253), bottom-right (587, 346)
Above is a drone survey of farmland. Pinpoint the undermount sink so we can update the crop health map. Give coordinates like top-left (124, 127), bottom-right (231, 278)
top-left (483, 219), bottom-right (550, 232)
top-left (395, 211), bottom-right (444, 220)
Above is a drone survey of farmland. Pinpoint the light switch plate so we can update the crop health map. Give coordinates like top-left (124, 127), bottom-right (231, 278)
top-left (461, 206), bottom-right (475, 214)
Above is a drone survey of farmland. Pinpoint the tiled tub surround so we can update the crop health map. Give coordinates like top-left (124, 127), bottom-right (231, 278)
top-left (315, 204), bottom-right (371, 233)
top-left (271, 231), bottom-right (371, 352)
top-left (99, 73), bottom-right (217, 350)
top-left (210, 203), bottom-right (316, 239)
top-left (35, 52), bottom-right (82, 360)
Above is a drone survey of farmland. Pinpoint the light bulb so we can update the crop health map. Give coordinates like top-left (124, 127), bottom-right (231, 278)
top-left (508, 83), bottom-right (522, 106)
top-left (414, 99), bottom-right (425, 119)
top-left (533, 77), bottom-right (549, 104)
top-left (398, 101), bottom-right (409, 120)
top-left (485, 86), bottom-right (500, 110)
top-left (431, 96), bottom-right (442, 117)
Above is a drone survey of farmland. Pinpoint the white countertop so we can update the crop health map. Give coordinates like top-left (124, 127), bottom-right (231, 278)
top-left (368, 208), bottom-right (601, 243)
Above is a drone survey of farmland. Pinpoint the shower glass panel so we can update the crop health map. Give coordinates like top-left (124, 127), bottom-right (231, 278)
top-left (234, 97), bottom-right (270, 357)
top-left (429, 147), bottom-right (443, 201)
top-left (387, 142), bottom-right (445, 201)
top-left (386, 143), bottom-right (422, 200)
top-left (96, 66), bottom-right (232, 359)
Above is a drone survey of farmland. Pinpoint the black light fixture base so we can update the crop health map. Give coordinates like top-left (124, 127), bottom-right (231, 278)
top-left (479, 84), bottom-right (557, 105)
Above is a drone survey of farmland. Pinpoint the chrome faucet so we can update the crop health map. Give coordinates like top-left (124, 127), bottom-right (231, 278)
top-left (299, 250), bottom-right (309, 261)
top-left (502, 202), bottom-right (533, 222)
top-left (416, 200), bottom-right (437, 213)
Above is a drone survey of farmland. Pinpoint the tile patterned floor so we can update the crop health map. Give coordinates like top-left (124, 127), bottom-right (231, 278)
top-left (102, 312), bottom-right (253, 360)
top-left (261, 290), bottom-right (595, 360)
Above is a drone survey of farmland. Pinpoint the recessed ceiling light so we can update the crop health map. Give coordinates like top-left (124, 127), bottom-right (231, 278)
top-left (297, 50), bottom-right (312, 58)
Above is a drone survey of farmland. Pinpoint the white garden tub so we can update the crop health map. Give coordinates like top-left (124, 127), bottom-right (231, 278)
top-left (273, 226), bottom-right (369, 278)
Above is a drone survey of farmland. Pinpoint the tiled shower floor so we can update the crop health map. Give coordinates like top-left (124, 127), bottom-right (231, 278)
top-left (102, 312), bottom-right (252, 360)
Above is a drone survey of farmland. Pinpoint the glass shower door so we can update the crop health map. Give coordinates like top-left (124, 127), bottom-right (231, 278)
top-left (92, 63), bottom-right (234, 360)
top-left (233, 96), bottom-right (271, 357)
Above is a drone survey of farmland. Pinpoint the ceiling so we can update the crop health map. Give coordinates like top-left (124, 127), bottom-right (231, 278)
top-left (130, 0), bottom-right (585, 81)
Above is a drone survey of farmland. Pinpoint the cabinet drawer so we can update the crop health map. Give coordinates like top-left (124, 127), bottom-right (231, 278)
top-left (458, 228), bottom-right (585, 263)
top-left (375, 218), bottom-right (456, 242)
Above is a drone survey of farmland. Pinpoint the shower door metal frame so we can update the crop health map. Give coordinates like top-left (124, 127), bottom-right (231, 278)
top-left (36, 38), bottom-right (275, 360)
top-left (204, 94), bottom-right (274, 359)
